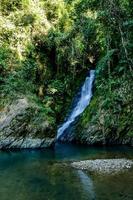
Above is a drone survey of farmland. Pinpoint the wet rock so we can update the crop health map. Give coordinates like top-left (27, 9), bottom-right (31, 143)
top-left (0, 136), bottom-right (55, 149)
top-left (0, 98), bottom-right (55, 149)
top-left (71, 159), bottom-right (133, 174)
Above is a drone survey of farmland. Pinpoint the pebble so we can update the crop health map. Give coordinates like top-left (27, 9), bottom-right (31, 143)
top-left (71, 159), bottom-right (133, 174)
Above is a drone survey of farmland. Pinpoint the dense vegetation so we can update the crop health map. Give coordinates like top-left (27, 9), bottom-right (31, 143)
top-left (0, 0), bottom-right (132, 143)
top-left (74, 0), bottom-right (133, 144)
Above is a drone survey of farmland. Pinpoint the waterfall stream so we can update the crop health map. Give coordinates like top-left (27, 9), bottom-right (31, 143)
top-left (57, 70), bottom-right (95, 140)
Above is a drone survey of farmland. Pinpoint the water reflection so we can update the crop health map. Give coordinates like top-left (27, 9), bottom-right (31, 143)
top-left (0, 144), bottom-right (133, 200)
top-left (77, 170), bottom-right (95, 200)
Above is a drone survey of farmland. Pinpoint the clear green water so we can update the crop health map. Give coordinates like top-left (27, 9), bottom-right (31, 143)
top-left (0, 143), bottom-right (133, 200)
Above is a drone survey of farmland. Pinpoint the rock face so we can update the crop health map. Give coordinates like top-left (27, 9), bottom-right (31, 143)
top-left (74, 124), bottom-right (133, 146)
top-left (74, 73), bottom-right (133, 146)
top-left (0, 98), bottom-right (55, 149)
top-left (71, 159), bottom-right (133, 174)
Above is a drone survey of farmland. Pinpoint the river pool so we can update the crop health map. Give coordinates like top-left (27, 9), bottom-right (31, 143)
top-left (0, 143), bottom-right (133, 200)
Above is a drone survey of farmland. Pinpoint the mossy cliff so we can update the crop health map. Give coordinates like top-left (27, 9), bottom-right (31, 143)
top-left (74, 71), bottom-right (133, 145)
top-left (0, 0), bottom-right (92, 148)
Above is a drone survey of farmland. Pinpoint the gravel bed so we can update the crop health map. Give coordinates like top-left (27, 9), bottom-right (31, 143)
top-left (71, 159), bottom-right (133, 174)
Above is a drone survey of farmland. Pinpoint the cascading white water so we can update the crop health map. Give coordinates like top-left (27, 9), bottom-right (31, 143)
top-left (57, 70), bottom-right (95, 140)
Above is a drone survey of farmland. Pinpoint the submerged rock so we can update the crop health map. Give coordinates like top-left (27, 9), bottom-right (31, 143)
top-left (71, 159), bottom-right (133, 174)
top-left (0, 98), bottom-right (55, 149)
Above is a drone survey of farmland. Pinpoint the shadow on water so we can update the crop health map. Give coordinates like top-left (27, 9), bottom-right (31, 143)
top-left (54, 142), bottom-right (133, 160)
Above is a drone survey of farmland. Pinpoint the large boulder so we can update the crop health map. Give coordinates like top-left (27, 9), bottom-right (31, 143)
top-left (0, 98), bottom-right (55, 149)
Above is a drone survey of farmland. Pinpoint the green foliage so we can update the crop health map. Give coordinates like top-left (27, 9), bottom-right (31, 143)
top-left (0, 0), bottom-right (132, 141)
top-left (0, 0), bottom-right (23, 13)
top-left (0, 46), bottom-right (11, 72)
top-left (96, 49), bottom-right (116, 75)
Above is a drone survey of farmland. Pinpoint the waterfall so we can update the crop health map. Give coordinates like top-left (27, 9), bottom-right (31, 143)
top-left (57, 70), bottom-right (95, 140)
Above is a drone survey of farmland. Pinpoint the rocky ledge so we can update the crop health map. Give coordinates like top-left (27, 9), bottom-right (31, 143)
top-left (0, 98), bottom-right (55, 149)
top-left (71, 159), bottom-right (133, 174)
top-left (0, 137), bottom-right (55, 149)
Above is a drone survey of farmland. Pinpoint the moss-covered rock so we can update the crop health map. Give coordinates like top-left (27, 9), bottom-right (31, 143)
top-left (74, 73), bottom-right (133, 146)
top-left (0, 98), bottom-right (55, 149)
